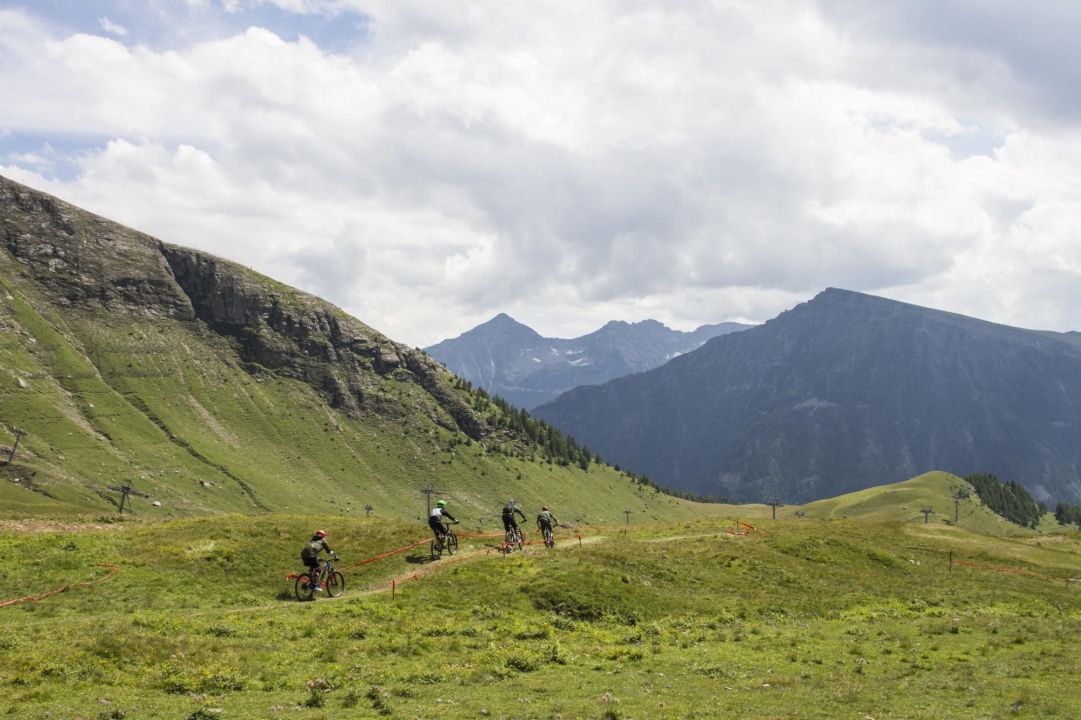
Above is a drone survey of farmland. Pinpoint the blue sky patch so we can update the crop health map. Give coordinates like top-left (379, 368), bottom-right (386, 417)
top-left (1, 0), bottom-right (372, 53)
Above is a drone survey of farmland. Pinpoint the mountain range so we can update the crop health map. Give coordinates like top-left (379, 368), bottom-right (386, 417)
top-left (534, 288), bottom-right (1081, 504)
top-left (425, 313), bottom-right (748, 409)
top-left (8, 171), bottom-right (1080, 513)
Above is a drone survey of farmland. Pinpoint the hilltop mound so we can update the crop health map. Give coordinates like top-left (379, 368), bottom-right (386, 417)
top-left (795, 471), bottom-right (1041, 536)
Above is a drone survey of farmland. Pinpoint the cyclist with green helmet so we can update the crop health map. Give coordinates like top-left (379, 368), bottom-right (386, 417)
top-left (428, 499), bottom-right (458, 544)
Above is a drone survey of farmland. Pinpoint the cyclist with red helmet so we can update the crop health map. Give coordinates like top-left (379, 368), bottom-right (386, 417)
top-left (300, 529), bottom-right (334, 592)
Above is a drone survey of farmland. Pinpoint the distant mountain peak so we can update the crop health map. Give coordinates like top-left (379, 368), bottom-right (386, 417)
top-left (482, 312), bottom-right (529, 329)
top-left (596, 318), bottom-right (667, 336)
top-left (456, 313), bottom-right (542, 341)
top-left (811, 287), bottom-right (887, 305)
top-left (426, 312), bottom-right (750, 409)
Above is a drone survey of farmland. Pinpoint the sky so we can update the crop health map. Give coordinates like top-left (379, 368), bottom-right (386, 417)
top-left (2, 0), bottom-right (1080, 347)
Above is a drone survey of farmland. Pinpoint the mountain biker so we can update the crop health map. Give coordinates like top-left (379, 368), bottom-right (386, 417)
top-left (300, 529), bottom-right (335, 592)
top-left (428, 500), bottom-right (458, 544)
top-left (501, 499), bottom-right (527, 539)
top-left (537, 506), bottom-right (558, 540)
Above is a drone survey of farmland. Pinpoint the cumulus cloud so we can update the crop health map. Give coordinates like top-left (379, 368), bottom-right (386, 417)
top-left (1, 1), bottom-right (1080, 344)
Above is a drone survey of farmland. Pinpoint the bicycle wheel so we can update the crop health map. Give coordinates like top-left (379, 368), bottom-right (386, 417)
top-left (446, 532), bottom-right (458, 555)
top-left (515, 529), bottom-right (524, 551)
top-left (326, 571), bottom-right (345, 598)
top-left (295, 572), bottom-right (315, 601)
top-left (431, 539), bottom-right (442, 560)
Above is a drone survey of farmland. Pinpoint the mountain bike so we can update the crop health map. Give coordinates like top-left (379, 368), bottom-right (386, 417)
top-left (294, 554), bottom-right (344, 601)
top-left (431, 524), bottom-right (459, 560)
top-left (541, 525), bottom-right (555, 548)
top-left (502, 525), bottom-right (525, 553)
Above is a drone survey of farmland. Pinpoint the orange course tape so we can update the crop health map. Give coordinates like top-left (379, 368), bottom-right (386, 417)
top-left (0, 563), bottom-right (118, 609)
top-left (338, 537), bottom-right (433, 571)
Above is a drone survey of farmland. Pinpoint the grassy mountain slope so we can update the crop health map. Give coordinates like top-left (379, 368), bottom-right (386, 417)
top-left (0, 174), bottom-right (714, 524)
top-left (2, 506), bottom-right (1079, 718)
top-left (795, 471), bottom-right (1040, 537)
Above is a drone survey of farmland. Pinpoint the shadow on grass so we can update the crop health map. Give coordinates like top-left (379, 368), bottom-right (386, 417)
top-left (405, 553), bottom-right (438, 565)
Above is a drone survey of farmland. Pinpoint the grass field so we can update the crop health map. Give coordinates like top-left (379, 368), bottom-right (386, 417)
top-left (2, 480), bottom-right (1079, 719)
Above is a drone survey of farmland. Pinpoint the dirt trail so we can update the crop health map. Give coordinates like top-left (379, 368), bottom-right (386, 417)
top-left (0, 519), bottom-right (125, 533)
top-left (643, 531), bottom-right (732, 543)
top-left (367, 534), bottom-right (607, 594)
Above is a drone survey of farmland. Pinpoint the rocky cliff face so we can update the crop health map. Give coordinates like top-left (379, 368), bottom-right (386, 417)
top-left (0, 175), bottom-right (483, 439)
top-left (535, 288), bottom-right (1081, 504)
top-left (2, 181), bottom-right (194, 318)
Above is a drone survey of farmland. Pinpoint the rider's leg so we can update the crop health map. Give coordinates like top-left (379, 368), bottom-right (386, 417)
top-left (303, 558), bottom-right (320, 587)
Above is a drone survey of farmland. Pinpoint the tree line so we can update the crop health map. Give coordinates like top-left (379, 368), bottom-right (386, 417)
top-left (1054, 502), bottom-right (1081, 529)
top-left (454, 378), bottom-right (597, 470)
top-left (453, 378), bottom-right (733, 503)
top-left (964, 473), bottom-right (1046, 529)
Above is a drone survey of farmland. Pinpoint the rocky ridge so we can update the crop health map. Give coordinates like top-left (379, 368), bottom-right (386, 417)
top-left (426, 312), bottom-right (749, 409)
top-left (0, 175), bottom-right (483, 439)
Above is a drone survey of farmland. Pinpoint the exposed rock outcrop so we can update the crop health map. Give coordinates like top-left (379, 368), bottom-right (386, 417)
top-left (0, 174), bottom-right (486, 439)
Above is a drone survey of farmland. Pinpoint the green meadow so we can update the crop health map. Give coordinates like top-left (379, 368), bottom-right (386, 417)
top-left (2, 473), bottom-right (1080, 720)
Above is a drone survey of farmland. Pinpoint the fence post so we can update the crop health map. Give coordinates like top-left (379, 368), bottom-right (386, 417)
top-left (948, 550), bottom-right (952, 575)
top-left (3, 429), bottom-right (24, 466)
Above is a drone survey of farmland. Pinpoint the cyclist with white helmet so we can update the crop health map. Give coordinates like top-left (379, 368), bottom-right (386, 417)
top-left (428, 500), bottom-right (458, 544)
